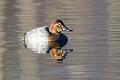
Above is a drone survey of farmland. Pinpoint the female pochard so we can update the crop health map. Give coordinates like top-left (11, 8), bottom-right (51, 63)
top-left (23, 19), bottom-right (72, 61)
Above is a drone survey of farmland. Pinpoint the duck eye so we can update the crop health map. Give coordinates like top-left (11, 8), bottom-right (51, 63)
top-left (56, 23), bottom-right (59, 26)
top-left (58, 23), bottom-right (61, 26)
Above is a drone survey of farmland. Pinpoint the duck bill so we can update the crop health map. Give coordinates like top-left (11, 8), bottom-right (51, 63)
top-left (58, 19), bottom-right (72, 32)
top-left (62, 25), bottom-right (72, 32)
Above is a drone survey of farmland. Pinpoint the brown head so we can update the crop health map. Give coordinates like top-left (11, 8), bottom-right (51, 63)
top-left (49, 19), bottom-right (70, 35)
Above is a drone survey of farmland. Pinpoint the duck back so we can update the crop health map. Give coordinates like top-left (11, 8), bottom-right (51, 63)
top-left (24, 26), bottom-right (49, 54)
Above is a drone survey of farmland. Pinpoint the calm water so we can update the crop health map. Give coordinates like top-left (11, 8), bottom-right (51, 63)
top-left (0, 0), bottom-right (120, 80)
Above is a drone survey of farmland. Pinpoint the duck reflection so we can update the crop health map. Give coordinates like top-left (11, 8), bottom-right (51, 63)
top-left (23, 33), bottom-right (73, 62)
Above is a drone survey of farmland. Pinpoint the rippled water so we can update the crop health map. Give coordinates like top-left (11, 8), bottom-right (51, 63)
top-left (0, 0), bottom-right (120, 80)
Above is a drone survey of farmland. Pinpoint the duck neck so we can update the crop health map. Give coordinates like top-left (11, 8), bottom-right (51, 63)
top-left (49, 27), bottom-right (60, 41)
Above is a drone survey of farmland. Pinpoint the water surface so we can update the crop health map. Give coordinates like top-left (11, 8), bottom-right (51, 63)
top-left (0, 0), bottom-right (120, 80)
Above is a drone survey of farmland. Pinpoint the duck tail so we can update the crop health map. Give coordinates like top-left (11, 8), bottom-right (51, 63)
top-left (19, 33), bottom-right (27, 48)
top-left (20, 33), bottom-right (26, 43)
top-left (20, 38), bottom-right (24, 42)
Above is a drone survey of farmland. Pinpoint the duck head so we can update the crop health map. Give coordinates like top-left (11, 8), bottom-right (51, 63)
top-left (49, 19), bottom-right (72, 35)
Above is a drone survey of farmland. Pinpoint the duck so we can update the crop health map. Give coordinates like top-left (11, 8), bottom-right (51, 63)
top-left (23, 19), bottom-right (72, 54)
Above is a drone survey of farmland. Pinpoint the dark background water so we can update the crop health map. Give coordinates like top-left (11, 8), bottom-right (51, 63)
top-left (0, 0), bottom-right (120, 80)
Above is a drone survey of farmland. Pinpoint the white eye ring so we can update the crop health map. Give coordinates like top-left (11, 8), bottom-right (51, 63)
top-left (58, 23), bottom-right (61, 26)
top-left (56, 23), bottom-right (61, 27)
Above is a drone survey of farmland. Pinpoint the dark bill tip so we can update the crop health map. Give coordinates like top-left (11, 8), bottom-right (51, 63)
top-left (64, 29), bottom-right (73, 32)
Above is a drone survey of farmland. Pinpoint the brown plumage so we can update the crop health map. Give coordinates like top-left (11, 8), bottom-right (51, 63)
top-left (48, 19), bottom-right (63, 41)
